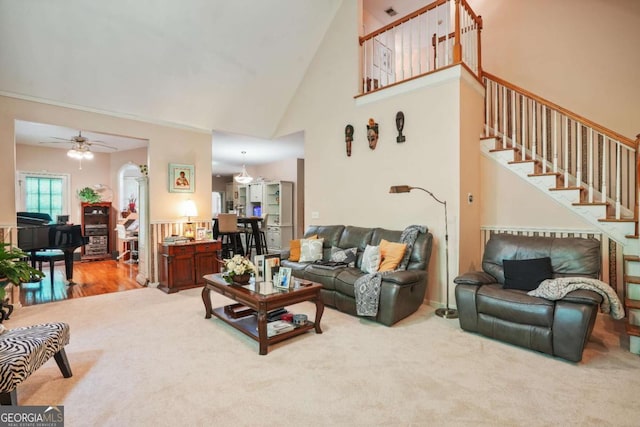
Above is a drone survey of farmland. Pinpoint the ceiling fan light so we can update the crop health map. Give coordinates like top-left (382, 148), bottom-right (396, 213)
top-left (67, 148), bottom-right (82, 159)
top-left (83, 151), bottom-right (94, 159)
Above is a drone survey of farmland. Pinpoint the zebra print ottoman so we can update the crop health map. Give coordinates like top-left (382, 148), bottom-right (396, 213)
top-left (0, 322), bottom-right (72, 405)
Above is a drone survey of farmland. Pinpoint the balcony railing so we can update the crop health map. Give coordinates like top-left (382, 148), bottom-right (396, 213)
top-left (359, 0), bottom-right (482, 95)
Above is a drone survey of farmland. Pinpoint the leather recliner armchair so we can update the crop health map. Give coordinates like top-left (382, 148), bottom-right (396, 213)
top-left (454, 233), bottom-right (603, 362)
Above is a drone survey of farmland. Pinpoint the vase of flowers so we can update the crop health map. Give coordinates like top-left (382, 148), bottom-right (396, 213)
top-left (222, 255), bottom-right (256, 285)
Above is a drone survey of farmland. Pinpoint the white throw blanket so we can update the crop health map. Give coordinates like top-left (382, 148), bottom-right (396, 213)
top-left (528, 277), bottom-right (625, 320)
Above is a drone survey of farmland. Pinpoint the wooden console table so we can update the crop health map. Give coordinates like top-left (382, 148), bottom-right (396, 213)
top-left (158, 240), bottom-right (221, 293)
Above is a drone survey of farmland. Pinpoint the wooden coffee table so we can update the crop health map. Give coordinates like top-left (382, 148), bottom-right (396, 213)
top-left (202, 273), bottom-right (324, 355)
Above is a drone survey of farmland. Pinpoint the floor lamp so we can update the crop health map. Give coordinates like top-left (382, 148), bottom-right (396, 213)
top-left (389, 185), bottom-right (458, 319)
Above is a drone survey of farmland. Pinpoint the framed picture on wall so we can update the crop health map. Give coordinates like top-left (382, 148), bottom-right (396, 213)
top-left (168, 163), bottom-right (195, 193)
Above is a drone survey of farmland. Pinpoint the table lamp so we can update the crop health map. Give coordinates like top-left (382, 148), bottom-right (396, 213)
top-left (389, 185), bottom-right (458, 319)
top-left (182, 200), bottom-right (198, 240)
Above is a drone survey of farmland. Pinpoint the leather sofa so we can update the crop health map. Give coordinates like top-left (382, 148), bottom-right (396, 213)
top-left (280, 225), bottom-right (433, 326)
top-left (454, 233), bottom-right (603, 362)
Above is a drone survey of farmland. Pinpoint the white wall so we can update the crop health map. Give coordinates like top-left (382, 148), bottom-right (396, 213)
top-left (276, 0), bottom-right (485, 306)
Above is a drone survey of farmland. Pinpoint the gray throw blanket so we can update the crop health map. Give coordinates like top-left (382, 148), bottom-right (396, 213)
top-left (528, 277), bottom-right (625, 320)
top-left (355, 225), bottom-right (427, 316)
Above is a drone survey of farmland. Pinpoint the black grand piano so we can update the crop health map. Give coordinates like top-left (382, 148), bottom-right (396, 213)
top-left (17, 212), bottom-right (89, 283)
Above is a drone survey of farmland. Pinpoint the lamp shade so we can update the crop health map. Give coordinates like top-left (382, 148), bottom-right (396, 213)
top-left (182, 200), bottom-right (198, 218)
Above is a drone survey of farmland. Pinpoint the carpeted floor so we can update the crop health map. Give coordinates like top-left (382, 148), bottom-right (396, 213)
top-left (4, 286), bottom-right (640, 426)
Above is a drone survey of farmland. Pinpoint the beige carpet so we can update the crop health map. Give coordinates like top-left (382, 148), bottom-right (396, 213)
top-left (4, 287), bottom-right (640, 426)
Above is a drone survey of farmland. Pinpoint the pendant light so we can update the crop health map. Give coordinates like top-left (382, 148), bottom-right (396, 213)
top-left (234, 151), bottom-right (254, 184)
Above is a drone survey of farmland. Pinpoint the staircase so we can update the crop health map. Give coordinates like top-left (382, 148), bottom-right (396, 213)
top-left (482, 73), bottom-right (640, 354)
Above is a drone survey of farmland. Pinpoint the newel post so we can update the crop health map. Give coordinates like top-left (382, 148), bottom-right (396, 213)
top-left (636, 134), bottom-right (640, 235)
top-left (453, 0), bottom-right (462, 63)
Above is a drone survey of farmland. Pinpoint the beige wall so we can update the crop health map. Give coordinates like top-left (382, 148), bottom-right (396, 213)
top-left (15, 144), bottom-right (111, 225)
top-left (468, 0), bottom-right (640, 139)
top-left (276, 0), bottom-right (485, 305)
top-left (0, 95), bottom-right (212, 226)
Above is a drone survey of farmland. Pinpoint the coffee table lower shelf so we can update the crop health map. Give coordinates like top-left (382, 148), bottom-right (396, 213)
top-left (211, 306), bottom-right (316, 346)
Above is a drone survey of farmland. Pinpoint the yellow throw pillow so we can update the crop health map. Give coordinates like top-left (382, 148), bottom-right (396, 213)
top-left (378, 239), bottom-right (407, 272)
top-left (289, 235), bottom-right (318, 262)
top-left (289, 239), bottom-right (301, 261)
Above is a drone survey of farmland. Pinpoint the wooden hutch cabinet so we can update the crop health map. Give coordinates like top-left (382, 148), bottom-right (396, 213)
top-left (157, 240), bottom-right (221, 293)
top-left (81, 202), bottom-right (112, 261)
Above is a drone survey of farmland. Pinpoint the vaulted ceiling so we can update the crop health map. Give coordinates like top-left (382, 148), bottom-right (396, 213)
top-left (0, 0), bottom-right (430, 174)
top-left (0, 0), bottom-right (341, 139)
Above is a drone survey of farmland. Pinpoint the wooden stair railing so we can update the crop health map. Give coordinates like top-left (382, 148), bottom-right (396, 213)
top-left (483, 72), bottom-right (638, 228)
top-left (358, 0), bottom-right (482, 96)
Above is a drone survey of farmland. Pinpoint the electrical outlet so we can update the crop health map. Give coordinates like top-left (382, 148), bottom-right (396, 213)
top-left (467, 193), bottom-right (474, 204)
top-left (311, 211), bottom-right (320, 219)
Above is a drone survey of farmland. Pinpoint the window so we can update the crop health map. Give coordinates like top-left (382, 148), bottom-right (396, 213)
top-left (17, 172), bottom-right (70, 219)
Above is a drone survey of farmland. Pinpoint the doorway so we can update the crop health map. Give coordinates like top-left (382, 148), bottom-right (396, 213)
top-left (14, 120), bottom-right (149, 302)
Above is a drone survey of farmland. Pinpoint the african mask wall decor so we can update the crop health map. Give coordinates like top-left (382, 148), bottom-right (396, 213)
top-left (345, 124), bottom-right (354, 157)
top-left (366, 118), bottom-right (379, 150)
top-left (396, 111), bottom-right (406, 143)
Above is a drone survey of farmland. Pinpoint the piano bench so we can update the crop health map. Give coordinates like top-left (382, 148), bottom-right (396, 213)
top-left (32, 250), bottom-right (66, 286)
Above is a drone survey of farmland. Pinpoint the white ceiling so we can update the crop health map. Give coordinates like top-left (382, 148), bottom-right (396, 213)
top-left (15, 121), bottom-right (148, 153)
top-left (1, 1), bottom-right (425, 176)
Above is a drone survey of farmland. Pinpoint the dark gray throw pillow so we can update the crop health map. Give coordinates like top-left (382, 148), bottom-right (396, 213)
top-left (503, 257), bottom-right (553, 291)
top-left (330, 246), bottom-right (357, 267)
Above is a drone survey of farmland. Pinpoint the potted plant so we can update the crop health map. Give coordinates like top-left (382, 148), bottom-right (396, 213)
top-left (0, 243), bottom-right (44, 301)
top-left (78, 187), bottom-right (101, 204)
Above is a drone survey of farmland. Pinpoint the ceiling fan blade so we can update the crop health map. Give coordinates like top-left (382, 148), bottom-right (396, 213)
top-left (39, 140), bottom-right (70, 144)
top-left (50, 136), bottom-right (73, 141)
top-left (88, 141), bottom-right (117, 150)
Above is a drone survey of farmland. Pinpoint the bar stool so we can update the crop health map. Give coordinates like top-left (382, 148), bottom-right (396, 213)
top-left (245, 214), bottom-right (268, 257)
top-left (217, 213), bottom-right (244, 258)
top-left (116, 224), bottom-right (138, 264)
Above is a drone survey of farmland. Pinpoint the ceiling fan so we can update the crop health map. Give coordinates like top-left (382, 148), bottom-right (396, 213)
top-left (41, 131), bottom-right (118, 152)
top-left (40, 131), bottom-right (117, 169)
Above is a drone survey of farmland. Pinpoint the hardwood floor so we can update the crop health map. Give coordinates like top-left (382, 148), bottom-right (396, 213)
top-left (19, 259), bottom-right (143, 307)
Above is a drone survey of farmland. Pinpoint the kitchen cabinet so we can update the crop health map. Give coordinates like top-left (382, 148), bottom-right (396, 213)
top-left (263, 181), bottom-right (293, 252)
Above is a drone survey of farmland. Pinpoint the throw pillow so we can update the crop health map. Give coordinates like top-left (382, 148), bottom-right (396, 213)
top-left (299, 238), bottom-right (324, 263)
top-left (289, 239), bottom-right (301, 262)
top-left (330, 246), bottom-right (357, 267)
top-left (288, 234), bottom-right (318, 262)
top-left (360, 245), bottom-right (381, 274)
top-left (503, 257), bottom-right (553, 291)
top-left (378, 239), bottom-right (407, 272)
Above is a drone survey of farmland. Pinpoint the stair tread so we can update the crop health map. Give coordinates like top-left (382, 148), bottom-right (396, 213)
top-left (625, 235), bottom-right (639, 239)
top-left (508, 159), bottom-right (539, 164)
top-left (490, 147), bottom-right (518, 152)
top-left (598, 218), bottom-right (636, 223)
top-left (528, 172), bottom-right (559, 177)
top-left (624, 255), bottom-right (640, 262)
top-left (626, 299), bottom-right (640, 310)
top-left (626, 324), bottom-right (640, 337)
top-left (549, 186), bottom-right (583, 191)
top-left (625, 275), bottom-right (640, 284)
top-left (572, 202), bottom-right (609, 206)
